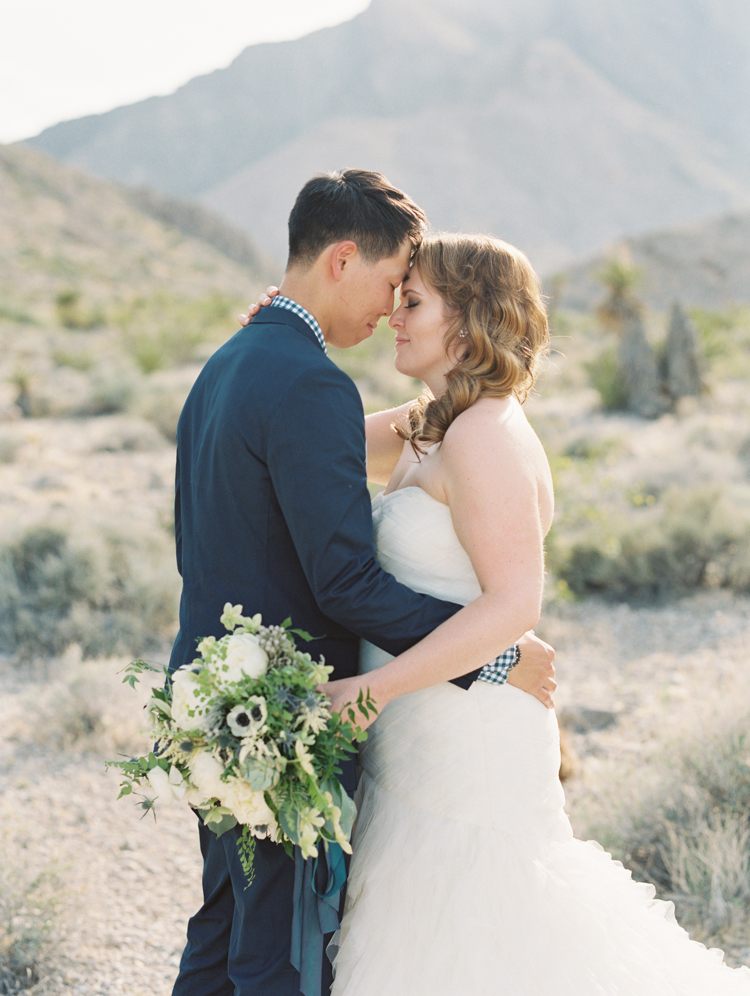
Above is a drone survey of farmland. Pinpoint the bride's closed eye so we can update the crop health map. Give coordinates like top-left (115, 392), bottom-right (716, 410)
top-left (404, 301), bottom-right (420, 309)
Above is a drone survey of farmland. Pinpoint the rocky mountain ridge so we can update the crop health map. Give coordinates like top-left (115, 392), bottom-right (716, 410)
top-left (555, 209), bottom-right (750, 312)
top-left (24, 0), bottom-right (750, 272)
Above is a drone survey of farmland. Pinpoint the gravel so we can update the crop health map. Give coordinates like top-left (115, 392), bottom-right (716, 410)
top-left (2, 590), bottom-right (749, 993)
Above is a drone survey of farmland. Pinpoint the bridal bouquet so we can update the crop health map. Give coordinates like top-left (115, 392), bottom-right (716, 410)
top-left (108, 604), bottom-right (374, 883)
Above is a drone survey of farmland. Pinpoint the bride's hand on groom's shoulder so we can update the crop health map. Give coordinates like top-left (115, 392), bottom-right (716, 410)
top-left (507, 632), bottom-right (556, 709)
top-left (238, 286), bottom-right (280, 326)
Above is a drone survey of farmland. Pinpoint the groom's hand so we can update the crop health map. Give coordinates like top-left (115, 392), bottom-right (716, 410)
top-left (238, 286), bottom-right (280, 326)
top-left (507, 631), bottom-right (556, 708)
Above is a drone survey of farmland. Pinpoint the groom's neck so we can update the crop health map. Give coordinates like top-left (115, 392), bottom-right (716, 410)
top-left (279, 266), bottom-right (332, 340)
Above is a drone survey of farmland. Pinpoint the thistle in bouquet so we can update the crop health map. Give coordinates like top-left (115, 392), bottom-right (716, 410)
top-left (107, 603), bottom-right (376, 884)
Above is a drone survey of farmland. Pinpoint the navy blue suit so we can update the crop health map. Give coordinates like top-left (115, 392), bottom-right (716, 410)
top-left (170, 309), bottom-right (475, 995)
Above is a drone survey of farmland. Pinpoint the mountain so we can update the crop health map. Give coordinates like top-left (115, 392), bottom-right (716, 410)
top-left (554, 209), bottom-right (750, 313)
top-left (0, 143), bottom-right (273, 315)
top-left (23, 0), bottom-right (750, 273)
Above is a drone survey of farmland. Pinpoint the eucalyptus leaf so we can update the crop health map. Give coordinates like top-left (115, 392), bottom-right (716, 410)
top-left (278, 804), bottom-right (299, 845)
top-left (202, 806), bottom-right (238, 838)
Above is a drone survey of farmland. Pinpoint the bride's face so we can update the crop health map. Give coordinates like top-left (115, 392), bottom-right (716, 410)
top-left (389, 265), bottom-right (458, 394)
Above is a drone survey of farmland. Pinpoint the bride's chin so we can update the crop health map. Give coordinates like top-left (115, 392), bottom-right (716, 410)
top-left (393, 357), bottom-right (421, 380)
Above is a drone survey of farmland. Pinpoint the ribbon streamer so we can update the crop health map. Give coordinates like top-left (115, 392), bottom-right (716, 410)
top-left (291, 843), bottom-right (347, 996)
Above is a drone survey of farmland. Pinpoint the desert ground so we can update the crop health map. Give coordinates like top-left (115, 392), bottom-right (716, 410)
top-left (2, 299), bottom-right (750, 992)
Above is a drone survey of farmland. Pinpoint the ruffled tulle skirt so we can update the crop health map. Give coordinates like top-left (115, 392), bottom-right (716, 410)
top-left (330, 674), bottom-right (750, 995)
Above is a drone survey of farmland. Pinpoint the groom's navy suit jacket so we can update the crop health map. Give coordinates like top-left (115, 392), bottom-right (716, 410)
top-left (169, 308), bottom-right (479, 996)
top-left (169, 307), bottom-right (478, 684)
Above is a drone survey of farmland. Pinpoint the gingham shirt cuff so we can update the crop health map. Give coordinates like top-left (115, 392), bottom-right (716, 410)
top-left (475, 644), bottom-right (518, 685)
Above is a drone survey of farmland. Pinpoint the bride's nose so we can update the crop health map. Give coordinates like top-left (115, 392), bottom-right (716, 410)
top-left (389, 305), bottom-right (404, 330)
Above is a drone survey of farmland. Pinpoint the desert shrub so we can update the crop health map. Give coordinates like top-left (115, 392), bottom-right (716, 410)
top-left (551, 484), bottom-right (750, 600)
top-left (78, 370), bottom-right (136, 416)
top-left (574, 701), bottom-right (750, 942)
top-left (92, 418), bottom-right (164, 453)
top-left (117, 292), bottom-right (236, 373)
top-left (689, 306), bottom-right (750, 378)
top-left (0, 305), bottom-right (36, 325)
top-left (0, 520), bottom-right (179, 661)
top-left (54, 290), bottom-right (103, 331)
top-left (8, 369), bottom-right (38, 419)
top-left (132, 368), bottom-right (197, 442)
top-left (0, 844), bottom-right (62, 993)
top-left (18, 365), bottom-right (139, 420)
top-left (140, 391), bottom-right (185, 442)
top-left (22, 662), bottom-right (150, 755)
top-left (583, 347), bottom-right (628, 411)
top-left (126, 333), bottom-right (172, 375)
top-left (51, 348), bottom-right (94, 373)
top-left (0, 433), bottom-right (21, 465)
top-left (563, 434), bottom-right (625, 463)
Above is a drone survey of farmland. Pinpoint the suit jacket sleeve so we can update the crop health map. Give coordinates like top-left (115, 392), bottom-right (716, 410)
top-left (174, 448), bottom-right (183, 577)
top-left (265, 361), bottom-right (480, 685)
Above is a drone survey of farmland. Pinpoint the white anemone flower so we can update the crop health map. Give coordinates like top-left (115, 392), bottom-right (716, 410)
top-left (226, 697), bottom-right (268, 738)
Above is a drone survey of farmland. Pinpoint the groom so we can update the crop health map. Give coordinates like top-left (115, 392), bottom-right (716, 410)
top-left (169, 169), bottom-right (555, 996)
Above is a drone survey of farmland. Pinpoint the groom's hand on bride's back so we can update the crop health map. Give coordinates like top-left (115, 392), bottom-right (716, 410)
top-left (238, 286), bottom-right (280, 325)
top-left (507, 632), bottom-right (556, 708)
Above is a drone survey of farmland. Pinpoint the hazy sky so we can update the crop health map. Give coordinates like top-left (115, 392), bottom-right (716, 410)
top-left (1, 0), bottom-right (371, 144)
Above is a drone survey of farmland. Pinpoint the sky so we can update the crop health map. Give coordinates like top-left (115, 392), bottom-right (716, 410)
top-left (0, 0), bottom-right (371, 144)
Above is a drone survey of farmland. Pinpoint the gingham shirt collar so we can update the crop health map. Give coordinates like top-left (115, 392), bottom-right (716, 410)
top-left (269, 296), bottom-right (327, 355)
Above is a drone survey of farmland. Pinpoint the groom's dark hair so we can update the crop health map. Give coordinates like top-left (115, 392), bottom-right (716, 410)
top-left (287, 169), bottom-right (427, 268)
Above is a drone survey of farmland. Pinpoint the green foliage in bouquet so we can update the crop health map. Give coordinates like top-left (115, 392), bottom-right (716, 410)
top-left (107, 604), bottom-right (376, 885)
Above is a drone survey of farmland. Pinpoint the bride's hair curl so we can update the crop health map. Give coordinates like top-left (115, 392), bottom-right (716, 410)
top-left (396, 232), bottom-right (549, 452)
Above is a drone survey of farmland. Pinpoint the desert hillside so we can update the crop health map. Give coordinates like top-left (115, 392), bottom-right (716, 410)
top-left (0, 143), bottom-right (271, 323)
top-left (24, 0), bottom-right (750, 271)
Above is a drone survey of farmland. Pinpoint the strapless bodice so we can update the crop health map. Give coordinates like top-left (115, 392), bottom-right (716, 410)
top-left (370, 487), bottom-right (482, 606)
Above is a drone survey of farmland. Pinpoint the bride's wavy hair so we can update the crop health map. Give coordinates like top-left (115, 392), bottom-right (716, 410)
top-left (396, 232), bottom-right (549, 452)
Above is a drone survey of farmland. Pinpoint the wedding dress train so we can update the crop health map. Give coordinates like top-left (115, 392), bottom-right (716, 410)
top-left (330, 486), bottom-right (750, 995)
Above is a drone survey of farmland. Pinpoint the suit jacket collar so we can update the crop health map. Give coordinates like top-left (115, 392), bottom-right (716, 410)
top-left (248, 308), bottom-right (326, 354)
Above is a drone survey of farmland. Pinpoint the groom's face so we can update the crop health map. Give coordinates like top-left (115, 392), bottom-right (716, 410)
top-left (327, 240), bottom-right (412, 349)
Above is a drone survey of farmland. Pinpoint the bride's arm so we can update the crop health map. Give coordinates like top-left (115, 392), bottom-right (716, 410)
top-left (365, 403), bottom-right (414, 485)
top-left (326, 406), bottom-right (550, 723)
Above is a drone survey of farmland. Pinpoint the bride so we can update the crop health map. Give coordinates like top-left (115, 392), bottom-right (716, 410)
top-left (316, 232), bottom-right (750, 995)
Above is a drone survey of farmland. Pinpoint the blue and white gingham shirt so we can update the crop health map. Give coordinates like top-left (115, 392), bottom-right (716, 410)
top-left (477, 645), bottom-right (518, 685)
top-left (269, 295), bottom-right (327, 355)
top-left (269, 295), bottom-right (515, 687)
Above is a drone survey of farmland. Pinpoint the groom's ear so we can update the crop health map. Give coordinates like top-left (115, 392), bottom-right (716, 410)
top-left (329, 241), bottom-right (359, 281)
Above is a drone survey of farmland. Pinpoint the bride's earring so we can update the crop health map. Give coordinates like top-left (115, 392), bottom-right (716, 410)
top-left (458, 328), bottom-right (468, 339)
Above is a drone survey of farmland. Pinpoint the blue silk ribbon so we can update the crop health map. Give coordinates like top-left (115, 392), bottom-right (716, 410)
top-left (291, 842), bottom-right (347, 996)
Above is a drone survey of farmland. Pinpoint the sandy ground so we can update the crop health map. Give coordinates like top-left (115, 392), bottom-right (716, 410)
top-left (2, 590), bottom-right (750, 994)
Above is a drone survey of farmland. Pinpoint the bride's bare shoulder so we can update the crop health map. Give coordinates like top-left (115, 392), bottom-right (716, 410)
top-left (440, 398), bottom-right (554, 525)
top-left (441, 397), bottom-right (534, 452)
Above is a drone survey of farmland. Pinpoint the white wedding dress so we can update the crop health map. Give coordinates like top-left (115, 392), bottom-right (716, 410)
top-left (330, 486), bottom-right (750, 995)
